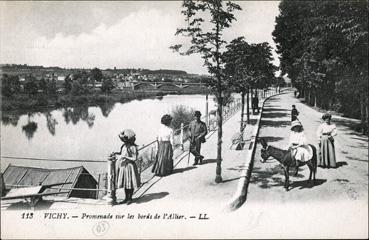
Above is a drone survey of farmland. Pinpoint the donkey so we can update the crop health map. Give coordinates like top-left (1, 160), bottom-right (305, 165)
top-left (259, 138), bottom-right (317, 191)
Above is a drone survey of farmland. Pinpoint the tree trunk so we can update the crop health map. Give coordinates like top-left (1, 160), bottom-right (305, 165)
top-left (246, 87), bottom-right (250, 124)
top-left (307, 88), bottom-right (311, 105)
top-left (364, 96), bottom-right (369, 135)
top-left (215, 94), bottom-right (223, 183)
top-left (214, 11), bottom-right (222, 184)
top-left (317, 90), bottom-right (322, 108)
top-left (240, 91), bottom-right (245, 132)
top-left (360, 96), bottom-right (365, 134)
top-left (360, 94), bottom-right (368, 135)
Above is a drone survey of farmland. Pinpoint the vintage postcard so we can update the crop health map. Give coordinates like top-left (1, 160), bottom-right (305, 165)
top-left (1, 1), bottom-right (368, 239)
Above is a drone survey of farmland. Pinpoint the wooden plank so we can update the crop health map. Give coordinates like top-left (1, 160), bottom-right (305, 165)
top-left (4, 186), bottom-right (43, 198)
top-left (1, 191), bottom-right (70, 201)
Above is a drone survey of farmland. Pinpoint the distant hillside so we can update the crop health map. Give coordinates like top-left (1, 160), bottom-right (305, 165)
top-left (1, 64), bottom-right (188, 76)
top-left (142, 69), bottom-right (187, 75)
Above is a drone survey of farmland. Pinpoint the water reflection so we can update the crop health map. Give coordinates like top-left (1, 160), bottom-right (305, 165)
top-left (44, 112), bottom-right (58, 136)
top-left (22, 114), bottom-right (38, 140)
top-left (2, 114), bottom-right (20, 126)
top-left (97, 102), bottom-right (115, 118)
top-left (2, 104), bottom-right (104, 140)
top-left (1, 94), bottom-right (216, 144)
top-left (1, 94), bottom-right (218, 174)
top-left (62, 106), bottom-right (96, 128)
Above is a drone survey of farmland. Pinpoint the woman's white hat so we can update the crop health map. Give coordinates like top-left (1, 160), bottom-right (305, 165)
top-left (119, 129), bottom-right (136, 141)
top-left (291, 120), bottom-right (302, 129)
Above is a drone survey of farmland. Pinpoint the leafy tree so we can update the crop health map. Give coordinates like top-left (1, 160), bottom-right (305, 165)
top-left (101, 78), bottom-right (114, 93)
top-left (223, 38), bottom-right (276, 130)
top-left (64, 75), bottom-right (73, 93)
top-left (24, 75), bottom-right (39, 97)
top-left (223, 37), bottom-right (251, 131)
top-left (171, 0), bottom-right (241, 183)
top-left (38, 78), bottom-right (48, 93)
top-left (71, 81), bottom-right (83, 96)
top-left (47, 79), bottom-right (57, 95)
top-left (91, 67), bottom-right (103, 92)
top-left (1, 74), bottom-right (20, 97)
top-left (275, 76), bottom-right (286, 88)
top-left (274, 0), bottom-right (368, 134)
top-left (91, 68), bottom-right (103, 82)
top-left (170, 105), bottom-right (195, 130)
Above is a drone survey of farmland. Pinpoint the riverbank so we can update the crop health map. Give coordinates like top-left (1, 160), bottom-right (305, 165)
top-left (1, 89), bottom-right (210, 114)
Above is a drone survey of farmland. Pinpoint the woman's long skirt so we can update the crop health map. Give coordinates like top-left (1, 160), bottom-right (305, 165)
top-left (153, 141), bottom-right (173, 176)
top-left (318, 135), bottom-right (336, 168)
top-left (116, 161), bottom-right (141, 189)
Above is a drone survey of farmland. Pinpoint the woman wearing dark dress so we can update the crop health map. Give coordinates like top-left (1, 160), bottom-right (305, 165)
top-left (153, 114), bottom-right (174, 176)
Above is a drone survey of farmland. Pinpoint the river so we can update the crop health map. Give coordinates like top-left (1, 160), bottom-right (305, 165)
top-left (0, 94), bottom-right (218, 175)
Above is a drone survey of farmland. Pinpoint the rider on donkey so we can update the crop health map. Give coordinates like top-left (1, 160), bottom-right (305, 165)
top-left (289, 121), bottom-right (313, 171)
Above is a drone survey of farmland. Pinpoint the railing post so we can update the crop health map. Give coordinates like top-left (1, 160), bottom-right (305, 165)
top-left (104, 155), bottom-right (116, 205)
top-left (205, 93), bottom-right (209, 129)
top-left (180, 123), bottom-right (184, 150)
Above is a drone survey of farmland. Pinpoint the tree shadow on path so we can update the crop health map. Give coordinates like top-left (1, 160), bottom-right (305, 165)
top-left (262, 112), bottom-right (288, 119)
top-left (172, 166), bottom-right (196, 174)
top-left (260, 120), bottom-right (290, 128)
top-left (134, 192), bottom-right (169, 204)
top-left (200, 159), bottom-right (217, 165)
top-left (262, 108), bottom-right (288, 113)
top-left (250, 165), bottom-right (312, 190)
top-left (222, 176), bottom-right (246, 183)
top-left (289, 179), bottom-right (327, 190)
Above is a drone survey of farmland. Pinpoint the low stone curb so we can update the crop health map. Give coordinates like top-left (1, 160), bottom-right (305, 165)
top-left (225, 91), bottom-right (290, 211)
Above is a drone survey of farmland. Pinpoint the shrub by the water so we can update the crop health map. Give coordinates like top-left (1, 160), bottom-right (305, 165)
top-left (170, 105), bottom-right (195, 131)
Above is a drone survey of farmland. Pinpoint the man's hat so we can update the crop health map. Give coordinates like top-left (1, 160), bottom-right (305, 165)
top-left (194, 111), bottom-right (202, 117)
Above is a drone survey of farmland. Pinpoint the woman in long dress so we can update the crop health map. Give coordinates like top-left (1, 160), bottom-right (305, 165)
top-left (317, 113), bottom-right (337, 168)
top-left (153, 114), bottom-right (174, 176)
top-left (111, 129), bottom-right (141, 205)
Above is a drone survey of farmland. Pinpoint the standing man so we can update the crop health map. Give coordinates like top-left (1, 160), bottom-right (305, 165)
top-left (252, 94), bottom-right (259, 114)
top-left (188, 111), bottom-right (207, 165)
top-left (291, 105), bottom-right (299, 121)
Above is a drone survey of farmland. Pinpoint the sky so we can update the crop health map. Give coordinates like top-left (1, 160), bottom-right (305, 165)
top-left (0, 1), bottom-right (281, 75)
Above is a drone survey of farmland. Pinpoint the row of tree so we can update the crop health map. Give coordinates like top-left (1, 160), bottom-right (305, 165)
top-left (223, 37), bottom-right (277, 132)
top-left (1, 67), bottom-right (114, 98)
top-left (273, 0), bottom-right (368, 133)
top-left (172, 0), bottom-right (278, 183)
top-left (1, 74), bottom-right (58, 97)
top-left (63, 68), bottom-right (114, 95)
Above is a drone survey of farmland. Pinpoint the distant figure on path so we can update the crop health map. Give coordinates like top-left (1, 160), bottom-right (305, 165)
top-left (291, 105), bottom-right (299, 121)
top-left (317, 113), bottom-right (337, 168)
top-left (111, 129), bottom-right (140, 205)
top-left (289, 121), bottom-right (313, 168)
top-left (152, 114), bottom-right (174, 176)
top-left (252, 94), bottom-right (259, 114)
top-left (294, 90), bottom-right (297, 97)
top-left (188, 111), bottom-right (207, 165)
